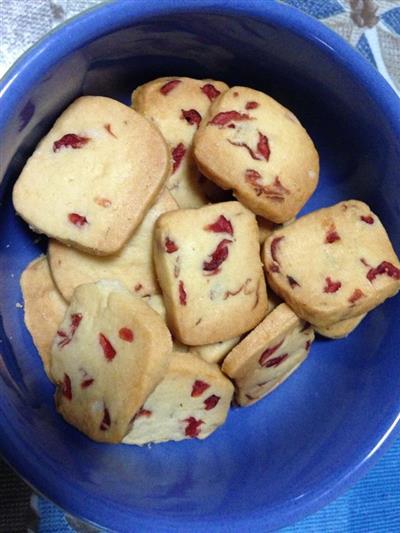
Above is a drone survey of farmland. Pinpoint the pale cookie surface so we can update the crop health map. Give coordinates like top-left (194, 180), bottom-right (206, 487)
top-left (50, 280), bottom-right (172, 443)
top-left (189, 336), bottom-right (241, 365)
top-left (193, 86), bottom-right (319, 223)
top-left (144, 294), bottom-right (240, 361)
top-left (222, 303), bottom-right (314, 406)
top-left (262, 200), bottom-right (400, 327)
top-left (132, 77), bottom-right (228, 208)
top-left (13, 96), bottom-right (170, 255)
top-left (153, 201), bottom-right (268, 345)
top-left (48, 189), bottom-right (178, 301)
top-left (123, 352), bottom-right (234, 445)
top-left (314, 313), bottom-right (366, 339)
top-left (20, 256), bottom-right (67, 379)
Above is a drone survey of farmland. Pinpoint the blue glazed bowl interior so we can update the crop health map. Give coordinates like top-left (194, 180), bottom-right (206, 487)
top-left (0, 2), bottom-right (399, 531)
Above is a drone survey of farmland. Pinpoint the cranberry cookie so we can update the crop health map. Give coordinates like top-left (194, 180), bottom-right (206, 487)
top-left (222, 304), bottom-right (314, 406)
top-left (50, 280), bottom-right (172, 443)
top-left (262, 200), bottom-right (400, 327)
top-left (153, 201), bottom-right (268, 345)
top-left (132, 77), bottom-right (228, 208)
top-left (13, 96), bottom-right (170, 255)
top-left (123, 352), bottom-right (233, 445)
top-left (193, 86), bottom-right (319, 223)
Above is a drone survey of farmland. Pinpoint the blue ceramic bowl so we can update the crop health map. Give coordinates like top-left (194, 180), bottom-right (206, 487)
top-left (0, 1), bottom-right (399, 531)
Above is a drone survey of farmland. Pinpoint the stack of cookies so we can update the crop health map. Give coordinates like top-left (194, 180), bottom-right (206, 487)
top-left (15, 78), bottom-right (400, 445)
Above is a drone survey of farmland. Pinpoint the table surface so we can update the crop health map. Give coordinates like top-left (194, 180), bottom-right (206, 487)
top-left (0, 1), bottom-right (399, 532)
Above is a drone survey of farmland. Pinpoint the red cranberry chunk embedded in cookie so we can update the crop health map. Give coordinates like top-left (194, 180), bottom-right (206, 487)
top-left (132, 77), bottom-right (229, 209)
top-left (153, 201), bottom-right (268, 345)
top-left (193, 86), bottom-right (319, 224)
top-left (50, 280), bottom-right (172, 443)
top-left (262, 200), bottom-right (400, 327)
top-left (222, 304), bottom-right (314, 406)
top-left (12, 96), bottom-right (170, 255)
top-left (123, 352), bottom-right (233, 445)
top-left (48, 189), bottom-right (178, 302)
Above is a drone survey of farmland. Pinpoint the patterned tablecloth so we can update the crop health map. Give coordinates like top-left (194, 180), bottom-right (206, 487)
top-left (0, 1), bottom-right (399, 532)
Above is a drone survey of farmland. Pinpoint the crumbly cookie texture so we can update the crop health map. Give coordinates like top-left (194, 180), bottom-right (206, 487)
top-left (48, 189), bottom-right (178, 301)
top-left (50, 280), bottom-right (172, 443)
top-left (314, 313), bottom-right (366, 339)
top-left (193, 86), bottom-right (319, 223)
top-left (222, 303), bottom-right (314, 406)
top-left (262, 200), bottom-right (400, 327)
top-left (20, 256), bottom-right (67, 379)
top-left (153, 201), bottom-right (268, 345)
top-left (123, 352), bottom-right (234, 445)
top-left (132, 77), bottom-right (228, 208)
top-left (13, 96), bottom-right (170, 255)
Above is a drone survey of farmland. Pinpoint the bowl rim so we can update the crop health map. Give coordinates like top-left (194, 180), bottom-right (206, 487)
top-left (0, 0), bottom-right (399, 530)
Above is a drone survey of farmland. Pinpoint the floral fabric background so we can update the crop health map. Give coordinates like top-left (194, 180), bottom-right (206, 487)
top-left (283, 0), bottom-right (400, 94)
top-left (0, 1), bottom-right (399, 532)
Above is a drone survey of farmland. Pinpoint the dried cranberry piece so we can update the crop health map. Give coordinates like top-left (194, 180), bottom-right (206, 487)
top-left (81, 378), bottom-right (94, 388)
top-left (70, 313), bottom-right (82, 334)
top-left (245, 168), bottom-right (262, 183)
top-left (209, 111), bottom-right (250, 126)
top-left (245, 101), bottom-right (259, 110)
top-left (360, 215), bottom-right (374, 224)
top-left (184, 416), bottom-right (204, 438)
top-left (324, 277), bottom-right (342, 293)
top-left (99, 333), bottom-right (117, 361)
top-left (181, 109), bottom-right (201, 128)
top-left (201, 83), bottom-right (221, 101)
top-left (119, 327), bottom-right (134, 343)
top-left (270, 263), bottom-right (280, 273)
top-left (179, 280), bottom-right (187, 305)
top-left (95, 197), bottom-right (112, 207)
top-left (160, 79), bottom-right (181, 95)
top-left (62, 374), bottom-right (72, 400)
top-left (203, 239), bottom-right (232, 272)
top-left (367, 261), bottom-right (400, 282)
top-left (245, 170), bottom-right (289, 200)
top-left (165, 237), bottom-right (178, 253)
top-left (104, 123), bottom-right (117, 138)
top-left (228, 139), bottom-right (261, 160)
top-left (204, 395), bottom-right (220, 410)
top-left (136, 408), bottom-right (152, 418)
top-left (263, 353), bottom-right (288, 368)
top-left (348, 288), bottom-right (365, 304)
top-left (172, 143), bottom-right (186, 173)
top-left (270, 236), bottom-right (284, 264)
top-left (191, 380), bottom-right (210, 397)
top-left (204, 215), bottom-right (233, 235)
top-left (325, 225), bottom-right (340, 243)
top-left (257, 132), bottom-right (270, 161)
top-left (53, 133), bottom-right (90, 152)
top-left (57, 313), bottom-right (82, 348)
top-left (100, 407), bottom-right (111, 431)
top-left (305, 340), bottom-right (311, 351)
top-left (259, 339), bottom-right (284, 366)
top-left (68, 213), bottom-right (88, 227)
top-left (56, 330), bottom-right (69, 348)
top-left (134, 283), bottom-right (143, 292)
